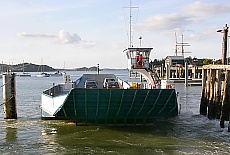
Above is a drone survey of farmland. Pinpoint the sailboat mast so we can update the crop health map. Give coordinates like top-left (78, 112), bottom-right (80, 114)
top-left (182, 34), bottom-right (184, 57)
top-left (175, 32), bottom-right (178, 56)
top-left (22, 60), bottom-right (24, 73)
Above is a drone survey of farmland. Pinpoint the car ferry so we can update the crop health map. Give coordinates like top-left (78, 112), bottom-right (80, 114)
top-left (40, 47), bottom-right (179, 126)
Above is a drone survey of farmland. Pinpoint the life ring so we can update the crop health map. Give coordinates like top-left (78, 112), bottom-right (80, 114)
top-left (166, 85), bottom-right (172, 89)
top-left (137, 61), bottom-right (144, 68)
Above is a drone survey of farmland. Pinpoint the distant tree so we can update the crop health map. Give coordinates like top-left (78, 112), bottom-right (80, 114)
top-left (215, 59), bottom-right (222, 64)
top-left (203, 59), bottom-right (213, 65)
top-left (191, 57), bottom-right (203, 66)
top-left (149, 57), bottom-right (226, 67)
top-left (150, 59), bottom-right (165, 66)
top-left (185, 56), bottom-right (193, 64)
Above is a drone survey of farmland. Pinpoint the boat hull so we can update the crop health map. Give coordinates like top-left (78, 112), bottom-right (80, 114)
top-left (42, 88), bottom-right (178, 125)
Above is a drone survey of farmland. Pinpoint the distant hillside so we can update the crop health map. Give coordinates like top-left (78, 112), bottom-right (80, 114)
top-left (0, 63), bottom-right (55, 72)
top-left (74, 66), bottom-right (97, 71)
top-left (0, 63), bottom-right (98, 72)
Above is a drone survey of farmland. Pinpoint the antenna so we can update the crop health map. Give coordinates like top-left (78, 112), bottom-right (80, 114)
top-left (124, 0), bottom-right (138, 47)
top-left (129, 0), bottom-right (132, 47)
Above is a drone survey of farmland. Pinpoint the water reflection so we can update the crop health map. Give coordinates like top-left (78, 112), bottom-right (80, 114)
top-left (2, 120), bottom-right (18, 143)
top-left (40, 120), bottom-right (179, 154)
top-left (5, 127), bottom-right (17, 142)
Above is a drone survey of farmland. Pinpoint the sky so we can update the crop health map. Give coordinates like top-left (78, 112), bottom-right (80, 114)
top-left (0, 0), bottom-right (230, 69)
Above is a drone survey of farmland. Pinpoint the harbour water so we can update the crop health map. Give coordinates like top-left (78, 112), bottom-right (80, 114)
top-left (0, 70), bottom-right (230, 155)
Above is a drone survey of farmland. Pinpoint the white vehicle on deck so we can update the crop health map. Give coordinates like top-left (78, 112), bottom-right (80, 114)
top-left (103, 78), bottom-right (116, 88)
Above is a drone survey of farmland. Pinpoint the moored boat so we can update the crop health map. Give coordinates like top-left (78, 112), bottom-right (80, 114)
top-left (19, 72), bottom-right (31, 77)
top-left (18, 60), bottom-right (31, 77)
top-left (37, 72), bottom-right (50, 77)
top-left (50, 71), bottom-right (63, 77)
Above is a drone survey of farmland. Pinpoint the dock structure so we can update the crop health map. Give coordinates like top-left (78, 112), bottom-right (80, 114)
top-left (200, 65), bottom-right (230, 131)
top-left (200, 24), bottom-right (230, 131)
top-left (154, 65), bottom-right (202, 83)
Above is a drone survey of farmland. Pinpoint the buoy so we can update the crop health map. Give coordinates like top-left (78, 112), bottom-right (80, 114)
top-left (137, 61), bottom-right (144, 68)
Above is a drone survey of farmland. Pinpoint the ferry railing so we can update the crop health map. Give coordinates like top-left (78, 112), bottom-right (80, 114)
top-left (43, 83), bottom-right (73, 97)
top-left (117, 77), bottom-right (131, 89)
top-left (73, 77), bottom-right (81, 88)
top-left (43, 85), bottom-right (62, 97)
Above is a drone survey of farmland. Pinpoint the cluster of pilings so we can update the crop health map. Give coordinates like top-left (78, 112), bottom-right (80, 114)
top-left (200, 65), bottom-right (230, 131)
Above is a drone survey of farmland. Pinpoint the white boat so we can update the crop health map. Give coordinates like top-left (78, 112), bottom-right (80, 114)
top-left (36, 58), bottom-right (50, 77)
top-left (50, 71), bottom-right (63, 77)
top-left (37, 72), bottom-right (50, 77)
top-left (19, 72), bottom-right (31, 77)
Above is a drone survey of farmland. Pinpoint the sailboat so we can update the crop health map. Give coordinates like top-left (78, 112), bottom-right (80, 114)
top-left (19, 60), bottom-right (31, 77)
top-left (36, 58), bottom-right (50, 77)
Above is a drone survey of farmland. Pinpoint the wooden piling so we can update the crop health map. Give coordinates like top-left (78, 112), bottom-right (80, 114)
top-left (220, 70), bottom-right (230, 128)
top-left (184, 61), bottom-right (188, 86)
top-left (200, 65), bottom-right (230, 130)
top-left (208, 69), bottom-right (216, 119)
top-left (200, 67), bottom-right (208, 115)
top-left (3, 73), bottom-right (17, 119)
top-left (213, 69), bottom-right (222, 119)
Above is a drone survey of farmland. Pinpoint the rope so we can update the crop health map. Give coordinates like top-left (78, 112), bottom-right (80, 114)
top-left (0, 96), bottom-right (14, 107)
top-left (0, 77), bottom-right (13, 88)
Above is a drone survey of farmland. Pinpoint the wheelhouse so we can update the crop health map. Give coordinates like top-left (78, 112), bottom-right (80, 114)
top-left (125, 47), bottom-right (153, 70)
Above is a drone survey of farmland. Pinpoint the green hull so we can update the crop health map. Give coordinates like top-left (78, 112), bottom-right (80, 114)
top-left (55, 88), bottom-right (178, 125)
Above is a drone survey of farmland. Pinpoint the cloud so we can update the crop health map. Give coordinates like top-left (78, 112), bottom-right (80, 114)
top-left (182, 1), bottom-right (230, 17)
top-left (139, 1), bottom-right (230, 37)
top-left (17, 32), bottom-right (56, 38)
top-left (58, 30), bottom-right (81, 44)
top-left (187, 26), bottom-right (219, 41)
top-left (140, 13), bottom-right (193, 34)
top-left (18, 30), bottom-right (96, 47)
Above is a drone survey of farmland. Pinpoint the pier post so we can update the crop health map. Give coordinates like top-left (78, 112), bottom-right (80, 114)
top-left (175, 66), bottom-right (178, 78)
top-left (220, 70), bottom-right (230, 128)
top-left (193, 65), bottom-right (196, 78)
top-left (228, 121), bottom-right (230, 132)
top-left (166, 64), bottom-right (170, 80)
top-left (217, 24), bottom-right (229, 65)
top-left (161, 63), bottom-right (164, 79)
top-left (184, 61), bottom-right (188, 86)
top-left (97, 64), bottom-right (100, 74)
top-left (3, 73), bottom-right (17, 119)
top-left (200, 67), bottom-right (208, 115)
top-left (222, 24), bottom-right (228, 65)
top-left (207, 69), bottom-right (215, 119)
top-left (213, 69), bottom-right (221, 119)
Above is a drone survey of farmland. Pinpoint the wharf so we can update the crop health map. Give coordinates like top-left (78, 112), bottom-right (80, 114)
top-left (200, 64), bottom-right (230, 131)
